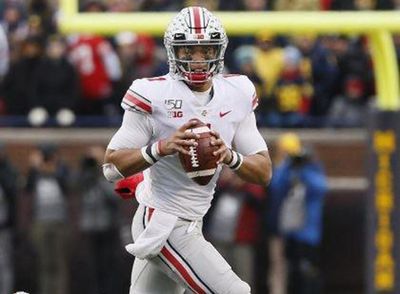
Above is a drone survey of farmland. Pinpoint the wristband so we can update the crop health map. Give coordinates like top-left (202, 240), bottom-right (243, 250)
top-left (227, 149), bottom-right (244, 171)
top-left (141, 141), bottom-right (162, 165)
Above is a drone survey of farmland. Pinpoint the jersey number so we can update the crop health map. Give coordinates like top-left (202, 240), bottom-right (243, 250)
top-left (165, 99), bottom-right (183, 110)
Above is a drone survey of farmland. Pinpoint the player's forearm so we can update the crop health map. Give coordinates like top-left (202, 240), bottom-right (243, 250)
top-left (103, 120), bottom-right (200, 182)
top-left (104, 148), bottom-right (151, 177)
top-left (234, 151), bottom-right (272, 185)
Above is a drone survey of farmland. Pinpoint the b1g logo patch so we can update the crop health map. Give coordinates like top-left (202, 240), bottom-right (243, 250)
top-left (165, 99), bottom-right (183, 118)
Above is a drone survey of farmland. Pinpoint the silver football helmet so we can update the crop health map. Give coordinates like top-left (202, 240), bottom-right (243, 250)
top-left (164, 6), bottom-right (228, 84)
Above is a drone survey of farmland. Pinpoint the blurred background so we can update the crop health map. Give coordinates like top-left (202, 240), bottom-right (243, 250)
top-left (1, 0), bottom-right (400, 293)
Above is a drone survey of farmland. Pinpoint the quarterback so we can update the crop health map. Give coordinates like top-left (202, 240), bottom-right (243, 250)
top-left (103, 6), bottom-right (272, 294)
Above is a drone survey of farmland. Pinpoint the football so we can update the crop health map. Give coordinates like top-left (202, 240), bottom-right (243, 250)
top-left (179, 119), bottom-right (218, 185)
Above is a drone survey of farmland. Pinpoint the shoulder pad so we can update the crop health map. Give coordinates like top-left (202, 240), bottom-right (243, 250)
top-left (222, 74), bottom-right (258, 111)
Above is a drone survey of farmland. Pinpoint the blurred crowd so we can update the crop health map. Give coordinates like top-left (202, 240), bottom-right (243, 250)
top-left (1, 142), bottom-right (136, 294)
top-left (0, 132), bottom-right (328, 294)
top-left (0, 0), bottom-right (399, 127)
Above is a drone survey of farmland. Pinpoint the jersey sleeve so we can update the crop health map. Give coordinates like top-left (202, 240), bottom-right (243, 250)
top-left (232, 112), bottom-right (268, 156)
top-left (121, 79), bottom-right (153, 114)
top-left (240, 76), bottom-right (259, 113)
top-left (107, 110), bottom-right (153, 150)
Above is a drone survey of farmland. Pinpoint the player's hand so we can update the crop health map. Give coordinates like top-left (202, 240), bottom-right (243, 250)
top-left (210, 130), bottom-right (232, 165)
top-left (158, 120), bottom-right (200, 156)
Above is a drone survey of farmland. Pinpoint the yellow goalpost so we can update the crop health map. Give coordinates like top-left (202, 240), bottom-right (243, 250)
top-left (57, 0), bottom-right (400, 111)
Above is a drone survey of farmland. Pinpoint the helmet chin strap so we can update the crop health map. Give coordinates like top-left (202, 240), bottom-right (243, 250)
top-left (186, 72), bottom-right (209, 83)
top-left (179, 63), bottom-right (217, 85)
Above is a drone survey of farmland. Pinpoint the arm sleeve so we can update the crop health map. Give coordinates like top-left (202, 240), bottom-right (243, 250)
top-left (107, 110), bottom-right (153, 150)
top-left (232, 112), bottom-right (268, 156)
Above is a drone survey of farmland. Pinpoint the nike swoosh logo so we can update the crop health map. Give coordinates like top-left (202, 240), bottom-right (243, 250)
top-left (219, 110), bottom-right (232, 118)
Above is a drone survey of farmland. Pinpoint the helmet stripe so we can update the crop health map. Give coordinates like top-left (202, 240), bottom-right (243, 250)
top-left (188, 8), bottom-right (193, 34)
top-left (192, 7), bottom-right (202, 34)
top-left (201, 9), bottom-right (206, 32)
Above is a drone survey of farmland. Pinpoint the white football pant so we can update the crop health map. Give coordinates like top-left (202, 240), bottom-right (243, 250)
top-left (129, 205), bottom-right (251, 294)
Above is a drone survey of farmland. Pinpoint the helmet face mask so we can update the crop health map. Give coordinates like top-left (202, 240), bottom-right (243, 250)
top-left (173, 44), bottom-right (222, 83)
top-left (164, 7), bottom-right (228, 85)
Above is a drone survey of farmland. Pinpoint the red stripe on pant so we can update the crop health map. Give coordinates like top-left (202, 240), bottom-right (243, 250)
top-left (148, 207), bottom-right (154, 222)
top-left (160, 247), bottom-right (206, 294)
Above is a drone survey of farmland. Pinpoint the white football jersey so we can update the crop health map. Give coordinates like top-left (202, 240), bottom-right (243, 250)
top-left (114, 73), bottom-right (266, 220)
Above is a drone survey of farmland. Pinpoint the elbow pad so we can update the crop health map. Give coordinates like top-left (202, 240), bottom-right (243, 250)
top-left (102, 163), bottom-right (124, 182)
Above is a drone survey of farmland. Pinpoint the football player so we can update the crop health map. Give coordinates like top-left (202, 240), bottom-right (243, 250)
top-left (103, 6), bottom-right (272, 294)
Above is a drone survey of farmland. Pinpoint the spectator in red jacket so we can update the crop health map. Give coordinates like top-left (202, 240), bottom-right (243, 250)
top-left (68, 1), bottom-right (121, 117)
